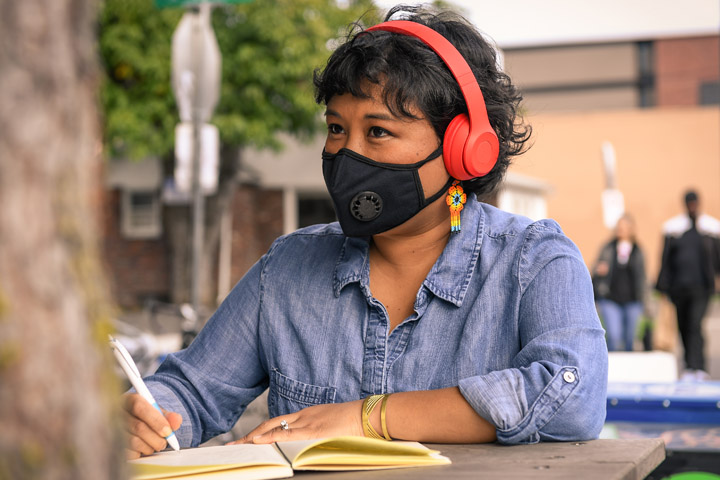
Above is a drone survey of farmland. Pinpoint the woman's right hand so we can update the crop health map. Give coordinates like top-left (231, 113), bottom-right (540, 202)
top-left (123, 393), bottom-right (183, 459)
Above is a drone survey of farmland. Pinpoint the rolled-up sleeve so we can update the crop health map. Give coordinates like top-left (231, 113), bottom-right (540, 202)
top-left (459, 221), bottom-right (608, 444)
top-left (143, 258), bottom-right (270, 447)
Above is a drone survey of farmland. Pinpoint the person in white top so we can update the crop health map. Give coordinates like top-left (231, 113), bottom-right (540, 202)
top-left (656, 190), bottom-right (720, 382)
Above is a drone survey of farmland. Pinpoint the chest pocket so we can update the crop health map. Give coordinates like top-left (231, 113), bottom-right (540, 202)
top-left (268, 368), bottom-right (337, 417)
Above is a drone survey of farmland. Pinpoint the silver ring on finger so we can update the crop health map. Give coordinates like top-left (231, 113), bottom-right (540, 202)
top-left (279, 420), bottom-right (289, 431)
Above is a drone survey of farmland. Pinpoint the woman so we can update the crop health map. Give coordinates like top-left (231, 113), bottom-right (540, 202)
top-left (123, 5), bottom-right (608, 458)
top-left (593, 215), bottom-right (647, 351)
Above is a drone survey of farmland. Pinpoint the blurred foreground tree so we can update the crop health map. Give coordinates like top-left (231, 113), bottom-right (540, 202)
top-left (0, 1), bottom-right (126, 479)
top-left (99, 0), bottom-right (379, 306)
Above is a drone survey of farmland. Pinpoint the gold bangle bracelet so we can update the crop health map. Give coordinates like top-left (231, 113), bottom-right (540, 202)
top-left (380, 393), bottom-right (392, 440)
top-left (362, 394), bottom-right (386, 440)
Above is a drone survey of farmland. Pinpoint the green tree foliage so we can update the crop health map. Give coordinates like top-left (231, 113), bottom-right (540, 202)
top-left (99, 0), bottom-right (379, 160)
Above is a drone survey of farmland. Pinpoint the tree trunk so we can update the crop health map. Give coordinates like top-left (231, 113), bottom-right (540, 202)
top-left (0, 1), bottom-right (126, 479)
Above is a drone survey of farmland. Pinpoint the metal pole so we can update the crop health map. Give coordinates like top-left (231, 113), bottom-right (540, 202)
top-left (189, 5), bottom-right (207, 330)
top-left (190, 118), bottom-right (203, 324)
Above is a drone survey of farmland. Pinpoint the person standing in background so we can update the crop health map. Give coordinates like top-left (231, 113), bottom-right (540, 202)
top-left (593, 215), bottom-right (647, 351)
top-left (657, 190), bottom-right (720, 382)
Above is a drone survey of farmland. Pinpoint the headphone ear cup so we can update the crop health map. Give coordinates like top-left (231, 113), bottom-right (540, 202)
top-left (463, 129), bottom-right (499, 178)
top-left (443, 114), bottom-right (472, 181)
top-left (444, 113), bottom-right (500, 180)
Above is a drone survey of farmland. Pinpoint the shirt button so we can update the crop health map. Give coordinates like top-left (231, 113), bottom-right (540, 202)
top-left (563, 371), bottom-right (576, 383)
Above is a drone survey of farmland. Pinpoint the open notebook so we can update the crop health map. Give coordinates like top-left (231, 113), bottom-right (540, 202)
top-left (129, 436), bottom-right (451, 480)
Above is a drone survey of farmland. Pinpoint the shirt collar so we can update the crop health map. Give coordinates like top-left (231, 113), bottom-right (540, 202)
top-left (333, 236), bottom-right (370, 296)
top-left (423, 196), bottom-right (483, 306)
top-left (333, 195), bottom-right (484, 307)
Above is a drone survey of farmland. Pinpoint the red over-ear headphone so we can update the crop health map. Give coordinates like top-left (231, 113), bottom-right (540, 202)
top-left (366, 21), bottom-right (499, 180)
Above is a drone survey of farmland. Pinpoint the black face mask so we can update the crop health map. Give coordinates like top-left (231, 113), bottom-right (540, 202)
top-left (322, 145), bottom-right (452, 237)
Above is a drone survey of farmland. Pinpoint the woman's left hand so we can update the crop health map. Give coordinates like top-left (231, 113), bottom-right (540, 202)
top-left (228, 399), bottom-right (364, 444)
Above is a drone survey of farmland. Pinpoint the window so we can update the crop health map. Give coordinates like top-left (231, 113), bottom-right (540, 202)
top-left (700, 81), bottom-right (720, 105)
top-left (637, 41), bottom-right (655, 107)
top-left (298, 193), bottom-right (336, 229)
top-left (282, 189), bottom-right (336, 234)
top-left (497, 172), bottom-right (551, 221)
top-left (498, 189), bottom-right (548, 221)
top-left (503, 42), bottom-right (653, 112)
top-left (121, 190), bottom-right (162, 239)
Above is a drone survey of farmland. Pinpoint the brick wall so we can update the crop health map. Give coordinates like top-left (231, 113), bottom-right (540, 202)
top-left (655, 35), bottom-right (720, 106)
top-left (103, 184), bottom-right (284, 308)
top-left (229, 184), bottom-right (284, 286)
top-left (102, 189), bottom-right (170, 308)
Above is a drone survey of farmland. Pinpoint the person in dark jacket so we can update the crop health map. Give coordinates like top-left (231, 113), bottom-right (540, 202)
top-left (657, 190), bottom-right (720, 381)
top-left (593, 214), bottom-right (646, 351)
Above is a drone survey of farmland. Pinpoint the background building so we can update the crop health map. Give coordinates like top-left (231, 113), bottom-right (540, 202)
top-left (502, 33), bottom-right (720, 280)
top-left (101, 6), bottom-right (719, 310)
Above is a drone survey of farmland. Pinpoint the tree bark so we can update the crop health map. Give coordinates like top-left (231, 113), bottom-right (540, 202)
top-left (0, 1), bottom-right (126, 479)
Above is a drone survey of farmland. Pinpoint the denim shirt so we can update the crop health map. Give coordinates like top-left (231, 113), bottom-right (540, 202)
top-left (145, 197), bottom-right (608, 447)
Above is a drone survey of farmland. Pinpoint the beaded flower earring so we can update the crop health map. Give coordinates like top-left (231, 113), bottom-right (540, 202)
top-left (446, 180), bottom-right (467, 233)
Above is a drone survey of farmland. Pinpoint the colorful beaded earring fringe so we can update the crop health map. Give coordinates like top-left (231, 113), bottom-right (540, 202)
top-left (446, 180), bottom-right (467, 233)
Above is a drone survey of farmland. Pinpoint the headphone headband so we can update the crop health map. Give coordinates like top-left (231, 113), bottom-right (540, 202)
top-left (366, 21), bottom-right (488, 131)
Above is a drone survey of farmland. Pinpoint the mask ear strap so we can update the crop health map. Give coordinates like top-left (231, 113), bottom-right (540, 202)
top-left (422, 176), bottom-right (455, 206)
top-left (427, 143), bottom-right (444, 160)
top-left (414, 143), bottom-right (444, 168)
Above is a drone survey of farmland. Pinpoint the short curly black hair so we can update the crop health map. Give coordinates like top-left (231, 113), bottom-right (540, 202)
top-left (313, 5), bottom-right (531, 199)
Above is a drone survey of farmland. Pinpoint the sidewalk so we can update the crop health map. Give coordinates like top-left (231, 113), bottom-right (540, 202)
top-left (644, 296), bottom-right (720, 380)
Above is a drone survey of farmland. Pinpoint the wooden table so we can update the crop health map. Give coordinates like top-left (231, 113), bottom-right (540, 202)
top-left (295, 439), bottom-right (666, 480)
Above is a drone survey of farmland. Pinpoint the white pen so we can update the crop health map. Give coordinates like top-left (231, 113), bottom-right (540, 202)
top-left (109, 335), bottom-right (180, 452)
